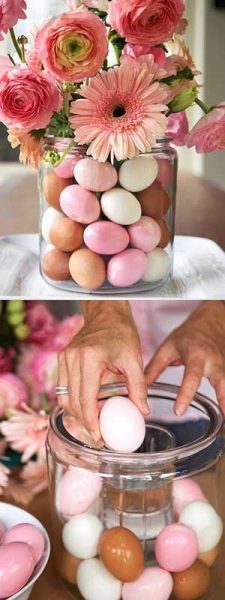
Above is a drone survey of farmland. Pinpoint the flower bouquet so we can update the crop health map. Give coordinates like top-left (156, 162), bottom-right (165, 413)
top-left (1, 0), bottom-right (224, 293)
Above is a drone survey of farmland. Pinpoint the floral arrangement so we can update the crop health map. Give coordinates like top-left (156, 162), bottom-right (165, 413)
top-left (0, 301), bottom-right (83, 504)
top-left (0, 0), bottom-right (224, 169)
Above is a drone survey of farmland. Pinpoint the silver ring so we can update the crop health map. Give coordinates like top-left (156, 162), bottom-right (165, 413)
top-left (56, 386), bottom-right (69, 395)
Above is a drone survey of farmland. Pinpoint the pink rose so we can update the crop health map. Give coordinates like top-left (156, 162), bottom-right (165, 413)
top-left (0, 66), bottom-right (62, 131)
top-left (123, 43), bottom-right (167, 68)
top-left (26, 302), bottom-right (57, 346)
top-left (109, 0), bottom-right (185, 46)
top-left (0, 347), bottom-right (15, 374)
top-left (0, 373), bottom-right (28, 417)
top-left (0, 0), bottom-right (26, 40)
top-left (34, 8), bottom-right (108, 83)
top-left (186, 104), bottom-right (225, 153)
top-left (166, 111), bottom-right (189, 146)
top-left (17, 346), bottom-right (57, 405)
top-left (51, 315), bottom-right (84, 352)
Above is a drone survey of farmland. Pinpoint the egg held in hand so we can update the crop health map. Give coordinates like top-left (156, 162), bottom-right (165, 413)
top-left (99, 396), bottom-right (146, 453)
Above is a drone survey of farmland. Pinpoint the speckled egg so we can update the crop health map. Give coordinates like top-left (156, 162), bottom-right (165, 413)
top-left (172, 559), bottom-right (211, 600)
top-left (119, 156), bottom-right (158, 192)
top-left (77, 558), bottom-right (122, 600)
top-left (42, 249), bottom-right (71, 281)
top-left (54, 155), bottom-right (82, 179)
top-left (179, 501), bottom-right (223, 553)
top-left (99, 526), bottom-right (144, 582)
top-left (49, 217), bottom-right (84, 252)
top-left (156, 219), bottom-right (171, 248)
top-left (122, 567), bottom-right (173, 600)
top-left (101, 188), bottom-right (141, 225)
top-left (43, 171), bottom-right (74, 210)
top-left (142, 248), bottom-right (171, 283)
top-left (62, 514), bottom-right (103, 559)
top-left (155, 524), bottom-right (198, 572)
top-left (74, 157), bottom-right (118, 191)
top-left (136, 180), bottom-right (171, 219)
top-left (128, 216), bottom-right (161, 252)
top-left (0, 542), bottom-right (35, 599)
top-left (57, 467), bottom-right (102, 518)
top-left (41, 207), bottom-right (64, 243)
top-left (60, 184), bottom-right (101, 224)
top-left (84, 221), bottom-right (129, 255)
top-left (69, 248), bottom-right (106, 289)
top-left (107, 249), bottom-right (147, 287)
top-left (3, 523), bottom-right (45, 565)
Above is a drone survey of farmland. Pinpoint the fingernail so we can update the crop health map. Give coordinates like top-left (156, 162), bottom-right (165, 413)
top-left (175, 405), bottom-right (185, 416)
top-left (142, 401), bottom-right (150, 414)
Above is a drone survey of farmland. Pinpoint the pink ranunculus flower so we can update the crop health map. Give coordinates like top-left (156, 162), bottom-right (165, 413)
top-left (26, 302), bottom-right (57, 346)
top-left (0, 373), bottom-right (28, 417)
top-left (0, 55), bottom-right (12, 77)
top-left (185, 104), bottom-right (225, 153)
top-left (51, 315), bottom-right (84, 352)
top-left (109, 0), bottom-right (185, 46)
top-left (0, 347), bottom-right (15, 373)
top-left (0, 0), bottom-right (27, 40)
top-left (123, 43), bottom-right (167, 68)
top-left (0, 66), bottom-right (62, 131)
top-left (34, 8), bottom-right (108, 83)
top-left (166, 111), bottom-right (189, 147)
top-left (0, 406), bottom-right (49, 463)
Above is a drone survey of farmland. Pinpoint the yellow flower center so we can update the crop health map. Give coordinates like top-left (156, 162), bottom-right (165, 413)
top-left (56, 33), bottom-right (92, 69)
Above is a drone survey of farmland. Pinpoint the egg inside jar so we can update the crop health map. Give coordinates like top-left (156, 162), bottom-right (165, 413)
top-left (40, 140), bottom-right (176, 293)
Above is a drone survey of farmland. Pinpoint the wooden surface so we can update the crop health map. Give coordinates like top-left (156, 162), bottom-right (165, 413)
top-left (0, 167), bottom-right (225, 249)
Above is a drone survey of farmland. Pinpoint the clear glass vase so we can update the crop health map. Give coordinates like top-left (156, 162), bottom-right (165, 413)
top-left (39, 137), bottom-right (177, 295)
top-left (46, 383), bottom-right (225, 600)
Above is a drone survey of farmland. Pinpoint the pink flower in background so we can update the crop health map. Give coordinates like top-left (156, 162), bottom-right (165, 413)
top-left (52, 315), bottom-right (84, 352)
top-left (34, 9), bottom-right (108, 83)
top-left (0, 347), bottom-right (15, 373)
top-left (0, 406), bottom-right (49, 463)
top-left (25, 349), bottom-right (57, 401)
top-left (0, 55), bottom-right (12, 77)
top-left (70, 57), bottom-right (168, 162)
top-left (0, 0), bottom-right (27, 40)
top-left (7, 129), bottom-right (43, 169)
top-left (166, 111), bottom-right (189, 146)
top-left (26, 302), bottom-right (57, 346)
top-left (109, 0), bottom-right (185, 46)
top-left (0, 463), bottom-right (9, 493)
top-left (0, 66), bottom-right (62, 131)
top-left (123, 44), bottom-right (167, 68)
top-left (66, 0), bottom-right (109, 9)
top-left (0, 374), bottom-right (28, 417)
top-left (176, 17), bottom-right (188, 35)
top-left (185, 104), bottom-right (225, 153)
top-left (21, 460), bottom-right (48, 496)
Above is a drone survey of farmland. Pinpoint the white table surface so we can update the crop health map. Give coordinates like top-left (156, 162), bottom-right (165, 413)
top-left (1, 234), bottom-right (225, 299)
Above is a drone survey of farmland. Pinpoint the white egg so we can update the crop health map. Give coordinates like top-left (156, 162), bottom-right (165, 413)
top-left (119, 155), bottom-right (159, 192)
top-left (179, 501), bottom-right (223, 553)
top-left (101, 188), bottom-right (141, 225)
top-left (99, 396), bottom-right (146, 453)
top-left (41, 207), bottom-right (63, 243)
top-left (77, 558), bottom-right (122, 600)
top-left (62, 513), bottom-right (104, 559)
top-left (142, 248), bottom-right (171, 283)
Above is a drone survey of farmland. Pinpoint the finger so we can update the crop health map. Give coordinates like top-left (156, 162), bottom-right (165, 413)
top-left (210, 371), bottom-right (225, 416)
top-left (79, 357), bottom-right (105, 443)
top-left (145, 341), bottom-right (178, 384)
top-left (175, 359), bottom-right (205, 416)
top-left (64, 350), bottom-right (83, 421)
top-left (57, 353), bottom-right (70, 412)
top-left (124, 359), bottom-right (149, 415)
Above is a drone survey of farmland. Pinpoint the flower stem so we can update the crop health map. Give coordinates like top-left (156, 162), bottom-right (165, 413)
top-left (9, 28), bottom-right (22, 62)
top-left (55, 141), bottom-right (75, 167)
top-left (195, 98), bottom-right (210, 114)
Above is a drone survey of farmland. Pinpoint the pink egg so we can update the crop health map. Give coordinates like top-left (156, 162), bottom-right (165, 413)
top-left (57, 467), bottom-right (102, 518)
top-left (74, 157), bottom-right (118, 192)
top-left (84, 221), bottom-right (129, 255)
top-left (128, 216), bottom-right (161, 252)
top-left (157, 160), bottom-right (173, 185)
top-left (107, 249), bottom-right (147, 287)
top-left (0, 542), bottom-right (35, 598)
top-left (54, 156), bottom-right (82, 179)
top-left (122, 567), bottom-right (173, 600)
top-left (173, 479), bottom-right (207, 518)
top-left (3, 523), bottom-right (45, 565)
top-left (99, 396), bottom-right (146, 453)
top-left (0, 522), bottom-right (6, 541)
top-left (155, 523), bottom-right (198, 572)
top-left (60, 185), bottom-right (100, 224)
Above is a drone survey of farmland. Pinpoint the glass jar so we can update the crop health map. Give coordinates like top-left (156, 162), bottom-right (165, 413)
top-left (39, 137), bottom-right (177, 295)
top-left (47, 383), bottom-right (225, 600)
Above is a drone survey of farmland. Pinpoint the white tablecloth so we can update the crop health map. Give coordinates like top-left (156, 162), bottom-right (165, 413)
top-left (1, 234), bottom-right (225, 299)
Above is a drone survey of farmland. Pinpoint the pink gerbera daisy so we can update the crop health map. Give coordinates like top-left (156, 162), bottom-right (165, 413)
top-left (70, 56), bottom-right (168, 162)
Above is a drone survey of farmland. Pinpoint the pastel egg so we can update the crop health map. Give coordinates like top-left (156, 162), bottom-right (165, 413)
top-left (107, 249), bottom-right (147, 287)
top-left (173, 479), bottom-right (207, 518)
top-left (0, 542), bottom-right (35, 598)
top-left (54, 155), bottom-right (82, 179)
top-left (56, 545), bottom-right (81, 585)
top-left (42, 249), bottom-right (71, 281)
top-left (77, 558), bottom-right (122, 600)
top-left (69, 248), bottom-right (106, 289)
top-left (172, 559), bottom-right (211, 600)
top-left (74, 157), bottom-right (118, 192)
top-left (84, 222), bottom-right (129, 255)
top-left (142, 248), bottom-right (171, 283)
top-left (198, 545), bottom-right (219, 567)
top-left (43, 171), bottom-right (74, 210)
top-left (122, 567), bottom-right (173, 600)
top-left (99, 396), bottom-right (146, 453)
top-left (101, 188), bottom-right (141, 225)
top-left (119, 155), bottom-right (158, 192)
top-left (41, 207), bottom-right (64, 243)
top-left (99, 526), bottom-right (144, 582)
top-left (60, 184), bottom-right (101, 224)
top-left (57, 467), bottom-right (102, 518)
top-left (49, 217), bottom-right (84, 252)
top-left (62, 514), bottom-right (103, 559)
top-left (3, 523), bottom-right (45, 565)
top-left (157, 219), bottom-right (171, 248)
top-left (179, 500), bottom-right (223, 553)
top-left (155, 524), bottom-right (198, 572)
top-left (136, 180), bottom-right (171, 219)
top-left (128, 216), bottom-right (161, 252)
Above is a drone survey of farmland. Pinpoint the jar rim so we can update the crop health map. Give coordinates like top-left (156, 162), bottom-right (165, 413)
top-left (50, 382), bottom-right (224, 465)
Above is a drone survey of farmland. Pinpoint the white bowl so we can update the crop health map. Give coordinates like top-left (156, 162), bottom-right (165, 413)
top-left (0, 501), bottom-right (51, 600)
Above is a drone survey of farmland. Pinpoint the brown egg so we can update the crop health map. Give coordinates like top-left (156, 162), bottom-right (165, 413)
top-left (198, 545), bottom-right (219, 567)
top-left (42, 249), bottom-right (71, 281)
top-left (56, 546), bottom-right (80, 585)
top-left (99, 526), bottom-right (144, 582)
top-left (136, 180), bottom-right (171, 219)
top-left (173, 559), bottom-right (211, 600)
top-left (43, 171), bottom-right (74, 210)
top-left (49, 217), bottom-right (84, 252)
top-left (69, 248), bottom-right (106, 290)
top-left (156, 219), bottom-right (171, 248)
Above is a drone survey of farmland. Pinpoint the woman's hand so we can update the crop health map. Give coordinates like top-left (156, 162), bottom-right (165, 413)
top-left (145, 301), bottom-right (225, 416)
top-left (57, 301), bottom-right (149, 442)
